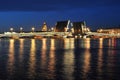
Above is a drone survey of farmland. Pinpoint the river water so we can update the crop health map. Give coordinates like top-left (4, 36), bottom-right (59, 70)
top-left (0, 38), bottom-right (120, 80)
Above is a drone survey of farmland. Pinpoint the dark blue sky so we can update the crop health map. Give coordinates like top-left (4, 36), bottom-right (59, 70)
top-left (0, 0), bottom-right (120, 32)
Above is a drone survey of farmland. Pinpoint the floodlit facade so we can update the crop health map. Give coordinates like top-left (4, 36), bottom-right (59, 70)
top-left (41, 22), bottom-right (48, 31)
top-left (97, 27), bottom-right (120, 34)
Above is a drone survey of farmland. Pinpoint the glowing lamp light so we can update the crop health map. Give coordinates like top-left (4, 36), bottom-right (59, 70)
top-left (32, 27), bottom-right (35, 32)
top-left (51, 27), bottom-right (54, 32)
top-left (10, 28), bottom-right (13, 32)
top-left (20, 27), bottom-right (23, 32)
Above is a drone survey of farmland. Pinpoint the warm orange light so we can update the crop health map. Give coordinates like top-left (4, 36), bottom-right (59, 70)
top-left (7, 39), bottom-right (15, 73)
top-left (19, 39), bottom-right (24, 61)
top-left (85, 38), bottom-right (90, 49)
top-left (99, 38), bottom-right (103, 48)
top-left (42, 38), bottom-right (47, 50)
top-left (83, 49), bottom-right (90, 77)
top-left (41, 38), bottom-right (47, 70)
top-left (64, 39), bottom-right (70, 49)
top-left (47, 39), bottom-right (55, 79)
top-left (50, 39), bottom-right (55, 50)
top-left (63, 46), bottom-right (74, 80)
top-left (28, 39), bottom-right (36, 78)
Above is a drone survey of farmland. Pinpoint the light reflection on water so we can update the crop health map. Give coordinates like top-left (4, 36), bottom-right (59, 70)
top-left (47, 39), bottom-right (55, 79)
top-left (63, 39), bottom-right (74, 80)
top-left (7, 39), bottom-right (15, 76)
top-left (0, 38), bottom-right (120, 80)
top-left (83, 49), bottom-right (91, 79)
top-left (19, 39), bottom-right (24, 63)
top-left (28, 39), bottom-right (36, 79)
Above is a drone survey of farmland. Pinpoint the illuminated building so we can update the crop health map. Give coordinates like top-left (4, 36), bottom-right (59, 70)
top-left (97, 27), bottom-right (120, 34)
top-left (41, 22), bottom-right (48, 31)
top-left (54, 20), bottom-right (70, 32)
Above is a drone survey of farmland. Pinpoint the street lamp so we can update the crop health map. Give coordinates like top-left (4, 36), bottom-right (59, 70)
top-left (10, 28), bottom-right (13, 33)
top-left (51, 27), bottom-right (54, 32)
top-left (32, 27), bottom-right (35, 32)
top-left (20, 27), bottom-right (23, 33)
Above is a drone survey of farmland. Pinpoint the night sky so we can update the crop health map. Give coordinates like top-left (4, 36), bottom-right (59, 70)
top-left (0, 0), bottom-right (120, 32)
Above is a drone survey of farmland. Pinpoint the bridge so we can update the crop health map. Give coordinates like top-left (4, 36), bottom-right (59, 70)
top-left (0, 32), bottom-right (72, 38)
top-left (1, 31), bottom-right (120, 39)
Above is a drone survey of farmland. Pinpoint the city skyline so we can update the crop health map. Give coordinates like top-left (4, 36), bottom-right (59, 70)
top-left (0, 0), bottom-right (120, 31)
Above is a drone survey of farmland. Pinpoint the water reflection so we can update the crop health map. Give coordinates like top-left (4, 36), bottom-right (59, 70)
top-left (63, 50), bottom-right (74, 80)
top-left (111, 38), bottom-right (116, 48)
top-left (108, 38), bottom-right (117, 48)
top-left (19, 39), bottom-right (24, 62)
top-left (85, 38), bottom-right (90, 49)
top-left (28, 39), bottom-right (36, 79)
top-left (47, 39), bottom-right (55, 79)
top-left (40, 39), bottom-right (56, 79)
top-left (42, 38), bottom-right (47, 50)
top-left (41, 38), bottom-right (47, 69)
top-left (64, 38), bottom-right (75, 49)
top-left (50, 39), bottom-right (55, 50)
top-left (7, 39), bottom-right (15, 75)
top-left (0, 38), bottom-right (120, 80)
top-left (80, 38), bottom-right (90, 49)
top-left (106, 44), bottom-right (116, 78)
top-left (83, 49), bottom-right (91, 79)
top-left (97, 38), bottom-right (103, 79)
top-left (99, 38), bottom-right (103, 49)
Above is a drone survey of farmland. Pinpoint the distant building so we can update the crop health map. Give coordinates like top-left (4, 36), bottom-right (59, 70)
top-left (41, 22), bottom-right (47, 31)
top-left (97, 27), bottom-right (120, 34)
top-left (71, 21), bottom-right (87, 35)
top-left (54, 20), bottom-right (70, 32)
